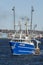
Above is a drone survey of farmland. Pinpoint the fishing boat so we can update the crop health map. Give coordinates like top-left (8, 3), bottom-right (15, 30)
top-left (9, 6), bottom-right (40, 55)
top-left (9, 32), bottom-right (35, 55)
top-left (9, 13), bottom-right (35, 55)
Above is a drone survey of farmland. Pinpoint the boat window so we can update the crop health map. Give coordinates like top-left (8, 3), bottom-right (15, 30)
top-left (12, 38), bottom-right (30, 43)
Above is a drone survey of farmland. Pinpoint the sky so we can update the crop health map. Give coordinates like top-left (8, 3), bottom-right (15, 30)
top-left (0, 0), bottom-right (43, 31)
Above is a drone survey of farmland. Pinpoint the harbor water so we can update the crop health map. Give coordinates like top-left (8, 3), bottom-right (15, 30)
top-left (0, 38), bottom-right (43, 65)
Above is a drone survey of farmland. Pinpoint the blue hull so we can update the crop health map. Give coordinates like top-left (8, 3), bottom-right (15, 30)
top-left (9, 41), bottom-right (35, 55)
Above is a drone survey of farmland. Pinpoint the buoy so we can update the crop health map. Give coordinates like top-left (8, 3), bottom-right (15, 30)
top-left (35, 48), bottom-right (40, 55)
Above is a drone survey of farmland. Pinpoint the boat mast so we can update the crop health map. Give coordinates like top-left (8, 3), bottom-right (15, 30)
top-left (25, 21), bottom-right (28, 35)
top-left (12, 6), bottom-right (15, 31)
top-left (30, 6), bottom-right (34, 30)
top-left (25, 17), bottom-right (29, 35)
top-left (19, 21), bottom-right (21, 32)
